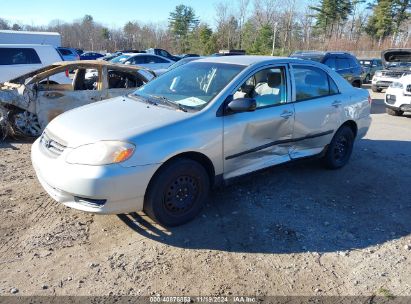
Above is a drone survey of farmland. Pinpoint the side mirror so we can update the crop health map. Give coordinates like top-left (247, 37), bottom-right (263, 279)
top-left (227, 97), bottom-right (257, 113)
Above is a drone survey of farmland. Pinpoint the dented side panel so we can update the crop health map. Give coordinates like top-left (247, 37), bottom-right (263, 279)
top-left (35, 89), bottom-right (104, 129)
top-left (223, 104), bottom-right (295, 179)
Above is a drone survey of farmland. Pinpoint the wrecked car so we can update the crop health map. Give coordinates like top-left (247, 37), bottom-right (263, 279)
top-left (32, 56), bottom-right (371, 227)
top-left (371, 48), bottom-right (411, 92)
top-left (0, 61), bottom-right (155, 138)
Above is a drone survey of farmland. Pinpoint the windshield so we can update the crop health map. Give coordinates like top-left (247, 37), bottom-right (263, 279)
top-left (360, 60), bottom-right (372, 66)
top-left (387, 62), bottom-right (411, 68)
top-left (110, 54), bottom-right (131, 63)
top-left (134, 62), bottom-right (245, 111)
top-left (168, 57), bottom-right (199, 70)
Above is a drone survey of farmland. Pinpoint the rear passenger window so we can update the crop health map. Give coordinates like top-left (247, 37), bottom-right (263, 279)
top-left (0, 48), bottom-right (41, 65)
top-left (324, 57), bottom-right (336, 70)
top-left (329, 77), bottom-right (339, 95)
top-left (292, 65), bottom-right (338, 101)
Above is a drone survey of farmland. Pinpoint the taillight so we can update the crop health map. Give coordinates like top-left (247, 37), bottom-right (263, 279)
top-left (65, 69), bottom-right (69, 77)
top-left (368, 95), bottom-right (372, 105)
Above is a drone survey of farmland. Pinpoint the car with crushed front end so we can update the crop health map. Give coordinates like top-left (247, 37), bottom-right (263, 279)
top-left (31, 56), bottom-right (371, 227)
top-left (0, 60), bottom-right (155, 138)
top-left (371, 49), bottom-right (411, 92)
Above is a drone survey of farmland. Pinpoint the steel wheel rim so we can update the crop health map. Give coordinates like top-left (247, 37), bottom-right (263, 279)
top-left (334, 135), bottom-right (349, 161)
top-left (163, 175), bottom-right (200, 215)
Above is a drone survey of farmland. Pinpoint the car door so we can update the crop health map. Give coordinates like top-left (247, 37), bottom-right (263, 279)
top-left (289, 64), bottom-right (341, 159)
top-left (223, 65), bottom-right (294, 179)
top-left (35, 67), bottom-right (104, 128)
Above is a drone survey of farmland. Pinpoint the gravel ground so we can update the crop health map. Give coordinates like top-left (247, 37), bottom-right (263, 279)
top-left (0, 86), bottom-right (410, 297)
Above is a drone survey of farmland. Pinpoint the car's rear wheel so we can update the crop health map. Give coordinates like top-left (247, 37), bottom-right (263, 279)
top-left (352, 80), bottom-right (361, 88)
top-left (371, 86), bottom-right (382, 93)
top-left (323, 126), bottom-right (355, 169)
top-left (144, 158), bottom-right (210, 227)
top-left (386, 108), bottom-right (403, 116)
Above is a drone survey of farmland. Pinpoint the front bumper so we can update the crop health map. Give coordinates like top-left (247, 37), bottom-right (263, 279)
top-left (371, 76), bottom-right (399, 89)
top-left (384, 88), bottom-right (411, 111)
top-left (31, 138), bottom-right (161, 214)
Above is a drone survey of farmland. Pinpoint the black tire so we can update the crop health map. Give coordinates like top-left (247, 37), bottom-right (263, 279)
top-left (144, 158), bottom-right (210, 227)
top-left (386, 108), bottom-right (403, 116)
top-left (352, 81), bottom-right (361, 88)
top-left (371, 86), bottom-right (382, 93)
top-left (323, 126), bottom-right (355, 169)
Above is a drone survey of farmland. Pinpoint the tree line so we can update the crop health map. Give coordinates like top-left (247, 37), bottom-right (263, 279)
top-left (0, 0), bottom-right (409, 55)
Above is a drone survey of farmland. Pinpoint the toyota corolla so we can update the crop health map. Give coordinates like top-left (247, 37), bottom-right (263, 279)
top-left (31, 56), bottom-right (371, 226)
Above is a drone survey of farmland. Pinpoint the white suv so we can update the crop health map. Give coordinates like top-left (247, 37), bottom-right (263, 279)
top-left (385, 74), bottom-right (411, 115)
top-left (0, 44), bottom-right (70, 83)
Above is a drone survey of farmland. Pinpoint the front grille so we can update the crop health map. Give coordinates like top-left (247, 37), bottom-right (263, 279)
top-left (406, 85), bottom-right (411, 93)
top-left (382, 71), bottom-right (405, 78)
top-left (40, 132), bottom-right (67, 157)
top-left (376, 81), bottom-right (392, 87)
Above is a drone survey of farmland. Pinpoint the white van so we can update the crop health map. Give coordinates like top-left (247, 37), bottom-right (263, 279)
top-left (0, 44), bottom-right (70, 83)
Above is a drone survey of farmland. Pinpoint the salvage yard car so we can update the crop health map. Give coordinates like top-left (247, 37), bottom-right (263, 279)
top-left (31, 56), bottom-right (371, 227)
top-left (385, 74), bottom-right (411, 116)
top-left (0, 60), bottom-right (155, 138)
top-left (371, 48), bottom-right (411, 92)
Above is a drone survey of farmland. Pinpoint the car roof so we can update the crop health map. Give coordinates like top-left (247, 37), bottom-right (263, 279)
top-left (293, 51), bottom-right (354, 56)
top-left (194, 55), bottom-right (306, 66)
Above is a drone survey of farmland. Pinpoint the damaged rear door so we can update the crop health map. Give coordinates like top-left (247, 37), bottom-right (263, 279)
top-left (223, 65), bottom-right (294, 179)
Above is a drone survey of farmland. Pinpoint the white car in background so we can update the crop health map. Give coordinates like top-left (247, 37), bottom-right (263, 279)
top-left (385, 74), bottom-right (411, 116)
top-left (0, 44), bottom-right (70, 84)
top-left (111, 53), bottom-right (174, 74)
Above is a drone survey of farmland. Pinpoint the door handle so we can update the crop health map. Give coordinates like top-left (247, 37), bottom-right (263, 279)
top-left (332, 100), bottom-right (342, 107)
top-left (280, 110), bottom-right (294, 119)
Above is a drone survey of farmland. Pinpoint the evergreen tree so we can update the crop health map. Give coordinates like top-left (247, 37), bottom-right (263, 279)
top-left (169, 5), bottom-right (199, 52)
top-left (310, 0), bottom-right (353, 38)
top-left (365, 0), bottom-right (395, 41)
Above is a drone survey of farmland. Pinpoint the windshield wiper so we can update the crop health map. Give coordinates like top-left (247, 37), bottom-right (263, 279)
top-left (148, 95), bottom-right (188, 112)
top-left (131, 92), bottom-right (159, 106)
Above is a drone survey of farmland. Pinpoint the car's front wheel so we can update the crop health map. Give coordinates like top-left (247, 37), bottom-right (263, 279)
top-left (144, 158), bottom-right (210, 227)
top-left (386, 108), bottom-right (403, 116)
top-left (323, 126), bottom-right (355, 169)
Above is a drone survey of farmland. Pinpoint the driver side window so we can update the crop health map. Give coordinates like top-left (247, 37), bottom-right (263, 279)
top-left (234, 67), bottom-right (287, 108)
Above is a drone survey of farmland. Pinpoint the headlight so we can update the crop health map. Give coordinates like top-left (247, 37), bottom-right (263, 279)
top-left (66, 141), bottom-right (135, 165)
top-left (390, 82), bottom-right (403, 89)
top-left (375, 71), bottom-right (382, 77)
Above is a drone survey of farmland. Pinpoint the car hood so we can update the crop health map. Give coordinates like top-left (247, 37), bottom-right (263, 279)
top-left (46, 95), bottom-right (188, 147)
top-left (382, 49), bottom-right (411, 65)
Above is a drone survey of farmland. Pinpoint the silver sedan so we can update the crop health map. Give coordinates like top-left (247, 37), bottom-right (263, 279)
top-left (31, 56), bottom-right (371, 226)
